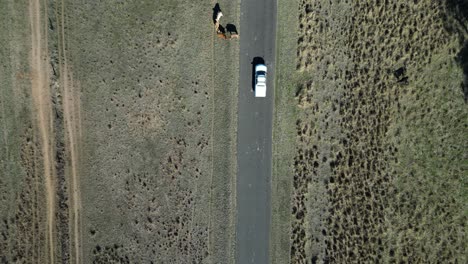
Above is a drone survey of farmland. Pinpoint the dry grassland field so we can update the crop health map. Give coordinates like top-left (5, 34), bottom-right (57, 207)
top-left (0, 0), bottom-right (238, 263)
top-left (272, 0), bottom-right (467, 263)
top-left (1, 0), bottom-right (467, 263)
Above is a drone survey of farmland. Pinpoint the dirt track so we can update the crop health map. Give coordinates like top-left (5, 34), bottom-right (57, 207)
top-left (62, 64), bottom-right (82, 264)
top-left (59, 0), bottom-right (83, 261)
top-left (61, 37), bottom-right (82, 264)
top-left (29, 0), bottom-right (55, 262)
top-left (27, 1), bottom-right (83, 262)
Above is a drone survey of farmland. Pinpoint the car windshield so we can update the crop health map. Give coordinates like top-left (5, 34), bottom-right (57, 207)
top-left (257, 71), bottom-right (266, 76)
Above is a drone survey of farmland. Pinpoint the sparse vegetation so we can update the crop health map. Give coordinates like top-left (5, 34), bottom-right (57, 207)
top-left (0, 0), bottom-right (238, 263)
top-left (2, 0), bottom-right (466, 263)
top-left (273, 0), bottom-right (467, 263)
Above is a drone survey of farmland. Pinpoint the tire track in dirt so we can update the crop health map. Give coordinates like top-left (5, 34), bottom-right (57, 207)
top-left (61, 52), bottom-right (82, 264)
top-left (59, 1), bottom-right (82, 262)
top-left (29, 0), bottom-right (55, 263)
top-left (61, 65), bottom-right (82, 264)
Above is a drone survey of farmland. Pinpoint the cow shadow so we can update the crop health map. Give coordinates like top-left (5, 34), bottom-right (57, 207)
top-left (226, 24), bottom-right (238, 34)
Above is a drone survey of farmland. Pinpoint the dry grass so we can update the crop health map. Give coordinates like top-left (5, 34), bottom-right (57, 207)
top-left (0, 0), bottom-right (239, 263)
top-left (64, 0), bottom-right (239, 263)
top-left (0, 1), bottom-right (48, 263)
top-left (270, 0), bottom-right (300, 264)
top-left (274, 0), bottom-right (467, 263)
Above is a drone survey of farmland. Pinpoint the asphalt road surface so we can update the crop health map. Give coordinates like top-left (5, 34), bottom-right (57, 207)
top-left (235, 0), bottom-right (277, 263)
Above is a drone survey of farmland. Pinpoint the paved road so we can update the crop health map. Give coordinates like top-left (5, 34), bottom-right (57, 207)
top-left (235, 0), bottom-right (277, 263)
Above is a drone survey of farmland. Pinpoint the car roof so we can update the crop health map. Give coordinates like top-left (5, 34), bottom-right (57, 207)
top-left (255, 64), bottom-right (267, 72)
top-left (255, 83), bottom-right (266, 97)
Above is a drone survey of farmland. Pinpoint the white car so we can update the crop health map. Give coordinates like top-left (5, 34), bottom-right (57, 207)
top-left (254, 64), bottom-right (267, 97)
